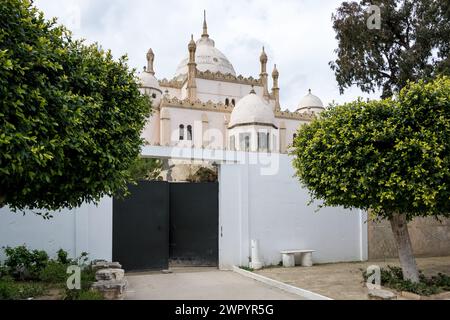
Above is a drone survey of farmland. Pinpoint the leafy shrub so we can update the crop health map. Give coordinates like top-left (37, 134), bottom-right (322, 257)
top-left (72, 290), bottom-right (104, 300)
top-left (0, 277), bottom-right (45, 300)
top-left (3, 246), bottom-right (49, 280)
top-left (56, 249), bottom-right (71, 265)
top-left (16, 282), bottom-right (46, 300)
top-left (0, 277), bottom-right (17, 300)
top-left (74, 252), bottom-right (89, 267)
top-left (363, 265), bottom-right (448, 296)
top-left (0, 265), bottom-right (8, 279)
top-left (39, 261), bottom-right (68, 284)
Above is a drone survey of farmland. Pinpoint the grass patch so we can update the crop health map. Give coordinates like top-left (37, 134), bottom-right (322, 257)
top-left (1, 246), bottom-right (102, 300)
top-left (71, 290), bottom-right (104, 300)
top-left (239, 266), bottom-right (255, 272)
top-left (0, 277), bottom-right (46, 300)
top-left (363, 265), bottom-right (450, 296)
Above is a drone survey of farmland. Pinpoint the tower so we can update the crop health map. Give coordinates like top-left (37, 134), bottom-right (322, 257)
top-left (187, 35), bottom-right (197, 102)
top-left (260, 47), bottom-right (270, 99)
top-left (272, 64), bottom-right (280, 111)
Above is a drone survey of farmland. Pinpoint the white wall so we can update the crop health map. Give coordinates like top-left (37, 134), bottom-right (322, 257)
top-left (0, 197), bottom-right (112, 262)
top-left (164, 107), bottom-right (228, 149)
top-left (275, 118), bottom-right (308, 147)
top-left (196, 78), bottom-right (263, 104)
top-left (219, 154), bottom-right (368, 270)
top-left (0, 147), bottom-right (368, 269)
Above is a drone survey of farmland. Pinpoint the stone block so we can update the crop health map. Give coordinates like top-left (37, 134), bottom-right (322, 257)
top-left (96, 268), bottom-right (125, 281)
top-left (368, 289), bottom-right (397, 300)
top-left (92, 261), bottom-right (122, 271)
top-left (92, 279), bottom-right (128, 300)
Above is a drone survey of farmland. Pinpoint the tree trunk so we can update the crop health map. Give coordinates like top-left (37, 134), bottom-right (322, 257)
top-left (389, 213), bottom-right (420, 283)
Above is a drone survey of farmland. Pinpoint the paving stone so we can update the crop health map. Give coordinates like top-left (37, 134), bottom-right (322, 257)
top-left (401, 291), bottom-right (422, 300)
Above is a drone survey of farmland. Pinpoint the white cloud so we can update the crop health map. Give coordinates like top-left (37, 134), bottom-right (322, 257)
top-left (35, 0), bottom-right (381, 110)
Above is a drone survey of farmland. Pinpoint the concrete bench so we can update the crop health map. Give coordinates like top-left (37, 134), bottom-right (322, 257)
top-left (280, 250), bottom-right (315, 267)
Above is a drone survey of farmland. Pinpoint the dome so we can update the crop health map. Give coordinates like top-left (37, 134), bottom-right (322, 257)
top-left (229, 90), bottom-right (275, 129)
top-left (139, 71), bottom-right (161, 92)
top-left (296, 90), bottom-right (325, 113)
top-left (175, 36), bottom-right (236, 77)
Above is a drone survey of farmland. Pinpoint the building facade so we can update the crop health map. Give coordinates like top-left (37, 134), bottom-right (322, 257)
top-left (140, 12), bottom-right (325, 155)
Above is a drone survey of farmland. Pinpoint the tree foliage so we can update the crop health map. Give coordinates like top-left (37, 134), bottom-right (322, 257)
top-left (127, 158), bottom-right (162, 181)
top-left (291, 76), bottom-right (450, 221)
top-left (0, 0), bottom-right (150, 212)
top-left (187, 166), bottom-right (218, 183)
top-left (330, 0), bottom-right (450, 98)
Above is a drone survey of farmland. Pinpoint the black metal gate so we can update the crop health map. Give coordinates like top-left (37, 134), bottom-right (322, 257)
top-left (169, 182), bottom-right (219, 267)
top-left (113, 181), bottom-right (218, 271)
top-left (113, 181), bottom-right (169, 272)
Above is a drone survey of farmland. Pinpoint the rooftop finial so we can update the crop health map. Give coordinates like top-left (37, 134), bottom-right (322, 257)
top-left (202, 10), bottom-right (209, 38)
top-left (260, 46), bottom-right (268, 63)
top-left (188, 34), bottom-right (196, 52)
top-left (146, 48), bottom-right (155, 75)
top-left (272, 64), bottom-right (279, 78)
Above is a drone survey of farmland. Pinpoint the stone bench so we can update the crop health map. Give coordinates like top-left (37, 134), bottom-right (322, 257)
top-left (280, 250), bottom-right (315, 267)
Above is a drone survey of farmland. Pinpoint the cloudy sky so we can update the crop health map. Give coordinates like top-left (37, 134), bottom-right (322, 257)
top-left (34, 0), bottom-right (380, 111)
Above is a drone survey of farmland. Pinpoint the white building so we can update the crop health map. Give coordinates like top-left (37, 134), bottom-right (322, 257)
top-left (140, 12), bottom-right (325, 155)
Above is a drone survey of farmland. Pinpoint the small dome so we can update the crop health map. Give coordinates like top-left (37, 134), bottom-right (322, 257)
top-left (296, 89), bottom-right (324, 113)
top-left (139, 71), bottom-right (161, 92)
top-left (229, 91), bottom-right (275, 128)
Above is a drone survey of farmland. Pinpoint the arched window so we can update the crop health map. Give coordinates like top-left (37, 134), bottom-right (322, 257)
top-left (293, 133), bottom-right (297, 140)
top-left (187, 125), bottom-right (193, 141)
top-left (230, 136), bottom-right (236, 150)
top-left (258, 132), bottom-right (270, 151)
top-left (225, 98), bottom-right (230, 106)
top-left (152, 93), bottom-right (157, 99)
top-left (245, 135), bottom-right (250, 151)
top-left (240, 133), bottom-right (251, 151)
top-left (179, 125), bottom-right (185, 140)
top-left (232, 99), bottom-right (236, 106)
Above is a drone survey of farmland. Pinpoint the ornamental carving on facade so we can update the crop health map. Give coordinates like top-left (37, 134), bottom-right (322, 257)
top-left (196, 70), bottom-right (262, 86)
top-left (159, 77), bottom-right (186, 89)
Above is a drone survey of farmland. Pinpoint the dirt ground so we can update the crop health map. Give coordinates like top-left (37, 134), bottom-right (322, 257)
top-left (255, 256), bottom-right (450, 300)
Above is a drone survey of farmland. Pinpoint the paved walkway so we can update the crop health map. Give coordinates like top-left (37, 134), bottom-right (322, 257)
top-left (255, 256), bottom-right (450, 300)
top-left (125, 267), bottom-right (303, 300)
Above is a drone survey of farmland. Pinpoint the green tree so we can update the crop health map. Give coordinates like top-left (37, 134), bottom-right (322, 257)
top-left (0, 0), bottom-right (150, 213)
top-left (291, 76), bottom-right (450, 282)
top-left (127, 158), bottom-right (163, 181)
top-left (330, 0), bottom-right (450, 98)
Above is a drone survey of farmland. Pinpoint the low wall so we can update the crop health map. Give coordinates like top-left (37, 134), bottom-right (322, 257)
top-left (368, 217), bottom-right (450, 260)
top-left (0, 197), bottom-right (113, 262)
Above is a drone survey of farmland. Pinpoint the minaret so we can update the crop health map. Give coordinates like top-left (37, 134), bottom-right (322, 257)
top-left (202, 10), bottom-right (209, 38)
top-left (146, 48), bottom-right (155, 75)
top-left (187, 34), bottom-right (197, 102)
top-left (260, 47), bottom-right (270, 99)
top-left (272, 64), bottom-right (280, 111)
